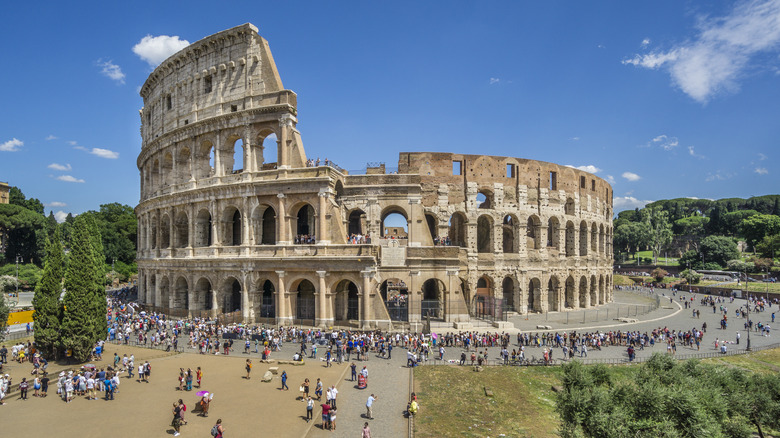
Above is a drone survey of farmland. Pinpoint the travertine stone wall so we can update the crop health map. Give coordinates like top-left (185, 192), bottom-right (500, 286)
top-left (136, 24), bottom-right (613, 330)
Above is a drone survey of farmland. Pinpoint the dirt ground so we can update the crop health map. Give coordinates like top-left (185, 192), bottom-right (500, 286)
top-left (1, 342), bottom-right (348, 437)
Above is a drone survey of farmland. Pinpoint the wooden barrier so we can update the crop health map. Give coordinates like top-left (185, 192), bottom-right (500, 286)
top-left (7, 310), bottom-right (34, 325)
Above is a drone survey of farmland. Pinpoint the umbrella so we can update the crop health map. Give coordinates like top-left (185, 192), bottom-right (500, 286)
top-left (431, 333), bottom-right (438, 339)
top-left (196, 390), bottom-right (210, 397)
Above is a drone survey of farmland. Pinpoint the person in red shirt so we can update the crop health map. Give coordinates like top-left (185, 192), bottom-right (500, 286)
top-left (321, 402), bottom-right (331, 430)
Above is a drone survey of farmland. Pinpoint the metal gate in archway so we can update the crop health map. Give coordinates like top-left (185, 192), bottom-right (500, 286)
top-left (296, 295), bottom-right (315, 321)
top-left (421, 299), bottom-right (442, 320)
top-left (472, 296), bottom-right (507, 321)
top-left (385, 299), bottom-right (408, 321)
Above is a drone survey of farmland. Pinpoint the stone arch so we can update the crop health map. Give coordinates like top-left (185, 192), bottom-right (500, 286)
top-left (527, 215), bottom-right (541, 250)
top-left (590, 275), bottom-right (598, 306)
top-left (591, 221), bottom-right (598, 252)
top-left (448, 212), bottom-right (468, 247)
top-left (579, 276), bottom-right (588, 308)
top-left (502, 214), bottom-right (518, 253)
top-left (599, 224), bottom-right (605, 254)
top-left (599, 275), bottom-right (605, 304)
top-left (579, 221), bottom-right (588, 256)
top-left (333, 279), bottom-right (360, 321)
top-left (565, 221), bottom-right (575, 257)
top-left (348, 209), bottom-right (366, 236)
top-left (425, 213), bottom-right (438, 241)
top-left (564, 197), bottom-right (575, 215)
top-left (476, 275), bottom-right (492, 297)
top-left (292, 203), bottom-right (316, 240)
top-left (421, 278), bottom-right (445, 320)
top-left (547, 216), bottom-right (560, 250)
top-left (222, 205), bottom-right (242, 246)
top-left (177, 145), bottom-right (191, 182)
top-left (548, 276), bottom-right (560, 311)
top-left (502, 276), bottom-right (515, 311)
top-left (194, 277), bottom-right (214, 311)
top-left (290, 278), bottom-right (316, 321)
top-left (194, 209), bottom-right (212, 247)
top-left (380, 206), bottom-right (409, 238)
top-left (253, 204), bottom-right (276, 245)
top-left (150, 215), bottom-right (158, 249)
top-left (477, 189), bottom-right (493, 209)
top-left (174, 211), bottom-right (189, 248)
top-left (173, 276), bottom-right (188, 309)
top-left (565, 275), bottom-right (576, 309)
top-left (221, 276), bottom-right (242, 313)
top-left (229, 136), bottom-right (245, 174)
top-left (195, 139), bottom-right (215, 179)
top-left (528, 278), bottom-right (541, 313)
top-left (255, 129), bottom-right (277, 169)
top-left (160, 214), bottom-right (171, 248)
top-left (159, 276), bottom-right (171, 308)
top-left (477, 214), bottom-right (493, 253)
top-left (259, 279), bottom-right (275, 318)
top-left (162, 152), bottom-right (173, 186)
top-left (151, 158), bottom-right (160, 190)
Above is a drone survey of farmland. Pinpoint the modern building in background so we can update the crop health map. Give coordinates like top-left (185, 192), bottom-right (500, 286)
top-left (135, 24), bottom-right (613, 329)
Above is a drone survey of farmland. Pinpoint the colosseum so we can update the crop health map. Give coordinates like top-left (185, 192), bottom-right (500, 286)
top-left (135, 23), bottom-right (614, 330)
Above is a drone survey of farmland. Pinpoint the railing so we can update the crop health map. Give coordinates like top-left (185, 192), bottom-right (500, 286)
top-left (524, 294), bottom-right (660, 326)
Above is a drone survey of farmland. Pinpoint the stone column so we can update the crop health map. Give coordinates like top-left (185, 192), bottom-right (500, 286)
top-left (316, 271), bottom-right (329, 327)
top-left (214, 130), bottom-right (223, 177)
top-left (446, 269), bottom-right (460, 322)
top-left (241, 270), bottom-right (250, 322)
top-left (169, 207), bottom-right (175, 250)
top-left (210, 199), bottom-right (219, 246)
top-left (277, 194), bottom-right (288, 244)
top-left (278, 115), bottom-right (293, 169)
top-left (408, 271), bottom-right (421, 323)
top-left (361, 270), bottom-right (374, 329)
top-left (408, 197), bottom-right (420, 247)
top-left (275, 271), bottom-right (291, 326)
top-left (317, 190), bottom-right (330, 245)
top-left (187, 274), bottom-right (196, 319)
top-left (188, 204), bottom-right (195, 250)
top-left (211, 282), bottom-right (219, 318)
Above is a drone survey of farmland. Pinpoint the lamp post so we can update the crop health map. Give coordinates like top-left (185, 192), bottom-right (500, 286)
top-left (745, 268), bottom-right (751, 351)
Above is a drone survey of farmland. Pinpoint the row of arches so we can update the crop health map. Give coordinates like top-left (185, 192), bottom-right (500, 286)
top-left (495, 273), bottom-right (611, 313)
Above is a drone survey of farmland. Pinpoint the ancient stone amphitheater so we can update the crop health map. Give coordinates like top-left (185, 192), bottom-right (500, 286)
top-left (135, 23), bottom-right (613, 330)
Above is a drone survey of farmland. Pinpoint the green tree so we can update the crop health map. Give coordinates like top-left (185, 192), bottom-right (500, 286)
top-left (0, 294), bottom-right (9, 342)
top-left (680, 268), bottom-right (703, 284)
top-left (740, 214), bottom-right (780, 252)
top-left (674, 215), bottom-right (709, 251)
top-left (45, 211), bottom-right (58, 241)
top-left (643, 207), bottom-right (673, 265)
top-left (0, 203), bottom-right (46, 264)
top-left (700, 235), bottom-right (740, 269)
top-left (81, 203), bottom-right (137, 265)
top-left (33, 228), bottom-right (65, 359)
top-left (756, 234), bottom-right (780, 260)
top-left (85, 215), bottom-right (107, 341)
top-left (61, 216), bottom-right (103, 362)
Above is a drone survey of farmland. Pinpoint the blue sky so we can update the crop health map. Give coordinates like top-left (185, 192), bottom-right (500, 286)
top-left (2, 0), bottom-right (779, 222)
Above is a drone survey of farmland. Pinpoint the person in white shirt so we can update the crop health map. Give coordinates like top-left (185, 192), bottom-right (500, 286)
top-left (86, 377), bottom-right (96, 400)
top-left (330, 386), bottom-right (338, 408)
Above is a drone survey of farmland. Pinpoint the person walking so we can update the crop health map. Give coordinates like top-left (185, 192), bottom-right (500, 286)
top-left (171, 401), bottom-right (182, 437)
top-left (306, 396), bottom-right (314, 422)
top-left (351, 363), bottom-right (357, 381)
top-left (196, 367), bottom-right (202, 388)
top-left (330, 385), bottom-right (338, 409)
top-left (366, 393), bottom-right (377, 420)
top-left (19, 378), bottom-right (28, 400)
top-left (245, 359), bottom-right (252, 379)
top-left (280, 370), bottom-right (289, 391)
top-left (211, 419), bottom-right (224, 437)
top-left (362, 422), bottom-right (372, 438)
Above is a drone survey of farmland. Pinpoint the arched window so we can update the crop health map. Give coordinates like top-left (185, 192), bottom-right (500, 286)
top-left (591, 222), bottom-right (598, 252)
top-left (527, 279), bottom-right (540, 313)
top-left (194, 278), bottom-right (213, 311)
top-left (477, 190), bottom-right (493, 209)
top-left (547, 217), bottom-right (560, 250)
top-left (160, 214), bottom-right (171, 248)
top-left (448, 212), bottom-right (467, 247)
top-left (261, 132), bottom-right (278, 169)
top-left (425, 214), bottom-right (438, 242)
top-left (174, 211), bottom-right (189, 248)
top-left (295, 279), bottom-right (316, 321)
top-left (195, 209), bottom-right (212, 247)
top-left (174, 277), bottom-right (188, 309)
top-left (527, 215), bottom-right (541, 250)
top-left (222, 206), bottom-right (242, 246)
top-left (178, 146), bottom-right (191, 183)
top-left (223, 278), bottom-right (242, 313)
top-left (579, 277), bottom-right (588, 308)
top-left (564, 198), bottom-right (575, 215)
top-left (565, 221), bottom-right (575, 257)
top-left (565, 276), bottom-right (575, 308)
top-left (547, 277), bottom-right (559, 312)
top-left (381, 208), bottom-right (408, 239)
top-left (231, 137), bottom-right (244, 174)
top-left (260, 280), bottom-right (275, 318)
top-left (579, 221), bottom-right (588, 256)
top-left (477, 215), bottom-right (493, 253)
top-left (162, 153), bottom-right (173, 186)
top-left (502, 277), bottom-right (515, 311)
top-left (421, 279), bottom-right (444, 320)
top-left (195, 140), bottom-right (214, 179)
top-left (253, 205), bottom-right (276, 245)
top-left (502, 215), bottom-right (516, 253)
top-left (348, 209), bottom-right (366, 237)
top-left (334, 280), bottom-right (360, 321)
top-left (151, 159), bottom-right (160, 189)
top-left (295, 204), bottom-right (316, 242)
top-left (599, 224), bottom-right (605, 254)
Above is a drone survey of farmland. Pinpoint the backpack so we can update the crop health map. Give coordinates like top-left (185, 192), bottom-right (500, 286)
top-left (211, 425), bottom-right (219, 436)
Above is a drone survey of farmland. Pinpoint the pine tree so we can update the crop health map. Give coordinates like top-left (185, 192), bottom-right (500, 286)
top-left (33, 228), bottom-right (65, 359)
top-left (85, 215), bottom-right (108, 341)
top-left (61, 216), bottom-right (101, 362)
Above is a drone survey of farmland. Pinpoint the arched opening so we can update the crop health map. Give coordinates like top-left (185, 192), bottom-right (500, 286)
top-left (231, 137), bottom-right (244, 174)
top-left (223, 278), bottom-right (242, 313)
top-left (159, 276), bottom-right (170, 308)
top-left (178, 146), bottom-right (191, 182)
top-left (591, 222), bottom-right (598, 253)
top-left (222, 206), bottom-right (242, 246)
top-left (502, 215), bottom-right (516, 253)
top-left (380, 278), bottom-right (408, 321)
top-left (579, 277), bottom-right (588, 308)
top-left (174, 277), bottom-right (188, 310)
top-left (253, 205), bottom-right (276, 245)
top-left (294, 279), bottom-right (316, 321)
top-left (477, 215), bottom-right (493, 253)
top-left (599, 224), bottom-right (605, 254)
top-left (150, 218), bottom-right (158, 249)
top-left (160, 214), bottom-right (171, 248)
top-left (381, 208), bottom-right (408, 239)
top-left (547, 217), bottom-right (560, 250)
top-left (502, 277), bottom-right (515, 311)
top-left (599, 275), bottom-right (605, 304)
top-left (162, 152), bottom-right (173, 186)
top-left (425, 213), bottom-right (438, 242)
top-left (590, 275), bottom-right (598, 307)
top-left (421, 278), bottom-right (444, 320)
top-left (579, 221), bottom-right (589, 256)
top-left (195, 209), bottom-right (212, 247)
top-left (194, 278), bottom-right (212, 311)
top-left (348, 209), bottom-right (366, 237)
top-left (528, 278), bottom-right (540, 313)
top-left (151, 159), bottom-right (160, 189)
top-left (477, 190), bottom-right (492, 209)
top-left (565, 276), bottom-right (576, 309)
top-left (565, 221), bottom-right (575, 257)
top-left (548, 276), bottom-right (559, 312)
top-left (260, 280), bottom-right (275, 318)
top-left (195, 140), bottom-right (214, 179)
top-left (261, 133), bottom-right (278, 168)
top-left (295, 204), bottom-right (316, 243)
top-left (527, 215), bottom-right (541, 250)
top-left (334, 280), bottom-right (360, 321)
top-left (174, 211), bottom-right (189, 248)
top-left (448, 212), bottom-right (467, 248)
top-left (564, 198), bottom-right (575, 215)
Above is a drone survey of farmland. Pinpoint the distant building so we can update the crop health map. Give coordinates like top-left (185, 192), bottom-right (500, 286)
top-left (0, 182), bottom-right (8, 204)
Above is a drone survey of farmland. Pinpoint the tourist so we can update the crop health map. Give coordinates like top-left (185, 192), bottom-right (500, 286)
top-left (321, 401), bottom-right (331, 430)
top-left (306, 396), bottom-right (314, 422)
top-left (329, 406), bottom-right (337, 431)
top-left (178, 399), bottom-right (188, 425)
top-left (40, 374), bottom-right (49, 398)
top-left (366, 393), bottom-right (377, 420)
top-left (86, 374), bottom-right (96, 400)
top-left (315, 378), bottom-right (323, 400)
top-left (362, 422), bottom-right (372, 438)
top-left (171, 401), bottom-right (182, 436)
top-left (351, 362), bottom-right (357, 381)
top-left (19, 378), bottom-right (28, 400)
top-left (196, 367), bottom-right (202, 388)
top-left (186, 368), bottom-right (193, 391)
top-left (302, 378), bottom-right (310, 401)
top-left (211, 419), bottom-right (224, 437)
top-left (330, 385), bottom-right (338, 409)
top-left (245, 359), bottom-right (252, 379)
top-left (280, 370), bottom-right (289, 390)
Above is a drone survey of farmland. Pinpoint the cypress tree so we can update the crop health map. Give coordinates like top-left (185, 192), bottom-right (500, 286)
top-left (61, 216), bottom-right (101, 362)
top-left (85, 215), bottom-right (108, 341)
top-left (33, 228), bottom-right (65, 359)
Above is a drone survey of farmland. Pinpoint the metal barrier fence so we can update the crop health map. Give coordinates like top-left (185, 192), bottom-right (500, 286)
top-left (528, 294), bottom-right (661, 326)
top-left (105, 337), bottom-right (185, 353)
top-left (3, 329), bottom-right (33, 342)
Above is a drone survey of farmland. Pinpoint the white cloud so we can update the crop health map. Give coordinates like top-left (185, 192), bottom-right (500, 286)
top-left (56, 175), bottom-right (85, 183)
top-left (647, 134), bottom-right (679, 151)
top-left (641, 38), bottom-right (651, 48)
top-left (688, 145), bottom-right (706, 159)
top-left (565, 164), bottom-right (602, 173)
top-left (613, 196), bottom-right (653, 211)
top-left (759, 152), bottom-right (768, 160)
top-left (489, 78), bottom-right (500, 85)
top-left (132, 35), bottom-right (191, 67)
top-left (705, 170), bottom-right (735, 181)
top-left (622, 171), bottom-right (641, 181)
top-left (47, 201), bottom-right (67, 208)
top-left (622, 0), bottom-right (780, 103)
top-left (606, 175), bottom-right (616, 184)
top-left (54, 211), bottom-right (69, 223)
top-left (45, 135), bottom-right (57, 141)
top-left (67, 140), bottom-right (77, 146)
top-left (74, 145), bottom-right (87, 151)
top-left (96, 59), bottom-right (125, 84)
top-left (0, 138), bottom-right (23, 152)
top-left (90, 148), bottom-right (119, 159)
top-left (755, 167), bottom-right (769, 175)
top-left (47, 163), bottom-right (72, 171)
top-left (570, 137), bottom-right (580, 141)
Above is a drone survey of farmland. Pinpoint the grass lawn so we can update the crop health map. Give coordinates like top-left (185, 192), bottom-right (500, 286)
top-left (414, 365), bottom-right (562, 438)
top-left (697, 279), bottom-right (780, 294)
top-left (617, 250), bottom-right (679, 266)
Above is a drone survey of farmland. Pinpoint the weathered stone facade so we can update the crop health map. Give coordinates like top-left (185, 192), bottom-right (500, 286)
top-left (135, 23), bottom-right (613, 329)
top-left (0, 182), bottom-right (9, 204)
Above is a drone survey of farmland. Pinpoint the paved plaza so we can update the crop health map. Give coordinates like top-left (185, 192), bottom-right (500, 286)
top-left (1, 287), bottom-right (777, 437)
